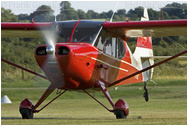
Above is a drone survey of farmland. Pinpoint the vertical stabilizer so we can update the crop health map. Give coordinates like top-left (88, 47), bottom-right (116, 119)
top-left (133, 8), bottom-right (154, 82)
top-left (141, 8), bottom-right (149, 21)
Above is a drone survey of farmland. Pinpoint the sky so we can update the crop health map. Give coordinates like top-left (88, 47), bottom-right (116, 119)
top-left (1, 1), bottom-right (187, 16)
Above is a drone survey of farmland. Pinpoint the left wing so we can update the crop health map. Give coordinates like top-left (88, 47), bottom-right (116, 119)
top-left (103, 19), bottom-right (187, 39)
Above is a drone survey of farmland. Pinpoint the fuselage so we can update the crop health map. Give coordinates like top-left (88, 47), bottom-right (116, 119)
top-left (35, 20), bottom-right (143, 90)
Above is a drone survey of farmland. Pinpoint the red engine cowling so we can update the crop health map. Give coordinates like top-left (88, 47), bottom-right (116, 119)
top-left (19, 99), bottom-right (34, 110)
top-left (114, 99), bottom-right (129, 116)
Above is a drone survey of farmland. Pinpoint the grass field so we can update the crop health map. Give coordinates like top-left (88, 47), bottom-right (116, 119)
top-left (1, 77), bottom-right (187, 125)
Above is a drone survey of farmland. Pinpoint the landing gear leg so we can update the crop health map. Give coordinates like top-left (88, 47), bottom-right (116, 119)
top-left (19, 84), bottom-right (57, 119)
top-left (84, 81), bottom-right (129, 119)
top-left (96, 81), bottom-right (129, 119)
top-left (143, 82), bottom-right (149, 102)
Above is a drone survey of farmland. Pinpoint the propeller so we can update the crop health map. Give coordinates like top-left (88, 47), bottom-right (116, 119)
top-left (41, 15), bottom-right (59, 56)
top-left (37, 23), bottom-right (66, 88)
top-left (42, 29), bottom-right (56, 56)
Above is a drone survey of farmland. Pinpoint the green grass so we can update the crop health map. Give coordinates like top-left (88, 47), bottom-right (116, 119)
top-left (1, 77), bottom-right (187, 125)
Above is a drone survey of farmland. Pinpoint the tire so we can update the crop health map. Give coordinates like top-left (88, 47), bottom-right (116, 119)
top-left (20, 108), bottom-right (33, 119)
top-left (115, 109), bottom-right (127, 119)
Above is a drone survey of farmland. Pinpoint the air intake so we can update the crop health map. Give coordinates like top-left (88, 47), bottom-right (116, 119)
top-left (58, 47), bottom-right (69, 55)
top-left (36, 47), bottom-right (46, 55)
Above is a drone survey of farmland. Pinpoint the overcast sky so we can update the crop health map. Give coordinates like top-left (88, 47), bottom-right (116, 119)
top-left (1, 1), bottom-right (187, 15)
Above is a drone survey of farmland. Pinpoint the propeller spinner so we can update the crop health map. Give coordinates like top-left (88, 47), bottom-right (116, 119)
top-left (46, 45), bottom-right (54, 54)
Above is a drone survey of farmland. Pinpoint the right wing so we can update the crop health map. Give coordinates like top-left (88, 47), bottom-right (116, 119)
top-left (1, 22), bottom-right (53, 38)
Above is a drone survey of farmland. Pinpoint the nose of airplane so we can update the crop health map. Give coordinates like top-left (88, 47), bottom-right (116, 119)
top-left (55, 44), bottom-right (93, 86)
top-left (35, 43), bottom-right (96, 89)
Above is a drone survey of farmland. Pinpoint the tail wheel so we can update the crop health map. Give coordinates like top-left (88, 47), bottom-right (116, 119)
top-left (115, 109), bottom-right (127, 119)
top-left (20, 108), bottom-right (33, 119)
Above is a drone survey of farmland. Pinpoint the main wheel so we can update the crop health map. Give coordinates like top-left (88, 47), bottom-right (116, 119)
top-left (115, 109), bottom-right (127, 119)
top-left (20, 108), bottom-right (33, 119)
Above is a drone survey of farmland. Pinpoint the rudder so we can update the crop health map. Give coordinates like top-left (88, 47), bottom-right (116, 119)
top-left (133, 8), bottom-right (154, 82)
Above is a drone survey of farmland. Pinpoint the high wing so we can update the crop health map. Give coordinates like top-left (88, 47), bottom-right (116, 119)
top-left (2, 20), bottom-right (187, 38)
top-left (103, 19), bottom-right (187, 39)
top-left (1, 22), bottom-right (53, 38)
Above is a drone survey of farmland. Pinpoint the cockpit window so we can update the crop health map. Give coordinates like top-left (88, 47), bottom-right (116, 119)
top-left (94, 29), bottom-right (125, 59)
top-left (71, 21), bottom-right (103, 44)
top-left (50, 20), bottom-right (104, 44)
top-left (50, 21), bottom-right (77, 42)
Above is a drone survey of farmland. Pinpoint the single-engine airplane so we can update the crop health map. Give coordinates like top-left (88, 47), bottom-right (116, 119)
top-left (1, 8), bottom-right (187, 119)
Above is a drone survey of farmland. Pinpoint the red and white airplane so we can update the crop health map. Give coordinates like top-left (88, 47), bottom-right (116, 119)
top-left (1, 8), bottom-right (187, 119)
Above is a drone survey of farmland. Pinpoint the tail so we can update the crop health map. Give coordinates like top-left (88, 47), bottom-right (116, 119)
top-left (133, 8), bottom-right (154, 82)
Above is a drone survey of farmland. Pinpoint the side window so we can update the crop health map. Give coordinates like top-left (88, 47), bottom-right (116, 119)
top-left (94, 30), bottom-right (125, 59)
top-left (103, 36), bottom-right (111, 55)
top-left (94, 30), bottom-right (106, 51)
top-left (116, 38), bottom-right (125, 59)
top-left (103, 36), bottom-right (116, 57)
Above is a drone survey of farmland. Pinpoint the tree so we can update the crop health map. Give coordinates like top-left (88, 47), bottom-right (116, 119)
top-left (17, 14), bottom-right (30, 22)
top-left (163, 2), bottom-right (187, 19)
top-left (113, 15), bottom-right (121, 21)
top-left (127, 7), bottom-right (145, 21)
top-left (116, 9), bottom-right (126, 21)
top-left (1, 7), bottom-right (18, 22)
top-left (117, 9), bottom-right (126, 16)
top-left (148, 9), bottom-right (161, 20)
top-left (59, 1), bottom-right (78, 20)
top-left (77, 9), bottom-right (87, 19)
top-left (86, 10), bottom-right (99, 19)
top-left (34, 13), bottom-right (55, 22)
top-left (99, 12), bottom-right (107, 19)
top-left (57, 13), bottom-right (67, 21)
top-left (30, 5), bottom-right (54, 22)
top-left (60, 1), bottom-right (72, 14)
top-left (106, 10), bottom-right (113, 19)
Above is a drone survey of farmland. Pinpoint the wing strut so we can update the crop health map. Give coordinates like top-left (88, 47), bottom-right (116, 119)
top-left (1, 59), bottom-right (47, 80)
top-left (108, 50), bottom-right (187, 87)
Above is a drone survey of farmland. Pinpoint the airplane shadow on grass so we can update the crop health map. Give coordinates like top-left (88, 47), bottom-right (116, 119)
top-left (1, 116), bottom-right (145, 120)
top-left (1, 117), bottom-right (63, 120)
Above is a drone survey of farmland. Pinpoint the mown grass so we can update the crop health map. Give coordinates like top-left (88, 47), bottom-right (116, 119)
top-left (1, 77), bottom-right (187, 125)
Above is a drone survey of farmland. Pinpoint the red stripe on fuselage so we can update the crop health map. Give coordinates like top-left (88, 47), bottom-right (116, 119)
top-left (122, 42), bottom-right (131, 64)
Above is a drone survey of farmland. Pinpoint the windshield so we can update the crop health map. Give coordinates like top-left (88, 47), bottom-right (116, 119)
top-left (50, 20), bottom-right (104, 44)
top-left (71, 21), bottom-right (104, 44)
top-left (50, 21), bottom-right (77, 42)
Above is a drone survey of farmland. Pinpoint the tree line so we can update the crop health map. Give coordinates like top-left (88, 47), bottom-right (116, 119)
top-left (1, 1), bottom-right (187, 22)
